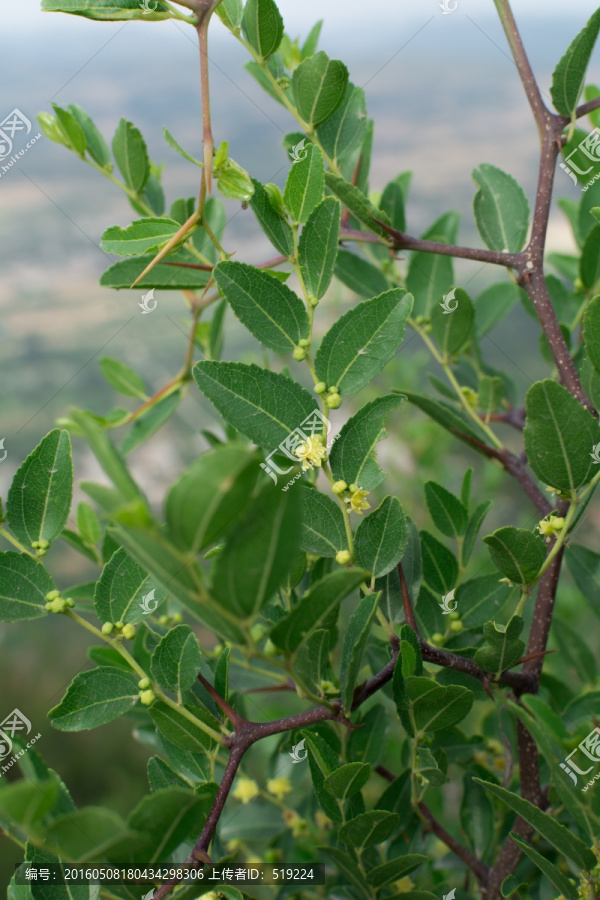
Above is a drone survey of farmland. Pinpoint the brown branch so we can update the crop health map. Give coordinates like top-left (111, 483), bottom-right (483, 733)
top-left (575, 95), bottom-right (600, 119)
top-left (522, 542), bottom-right (566, 683)
top-left (197, 672), bottom-right (245, 729)
top-left (419, 802), bottom-right (490, 884)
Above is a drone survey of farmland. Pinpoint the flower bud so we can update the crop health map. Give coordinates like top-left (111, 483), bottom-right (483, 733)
top-left (299, 338), bottom-right (310, 348)
top-left (102, 622), bottom-right (114, 635)
top-left (326, 393), bottom-right (341, 409)
top-left (332, 480), bottom-right (347, 494)
top-left (138, 678), bottom-right (151, 690)
top-left (314, 382), bottom-right (327, 394)
top-left (139, 689), bottom-right (156, 706)
top-left (292, 346), bottom-right (306, 361)
top-left (122, 624), bottom-right (136, 640)
top-left (264, 638), bottom-right (280, 657)
top-left (450, 620), bottom-right (463, 633)
top-left (115, 621), bottom-right (124, 631)
top-left (335, 550), bottom-right (351, 565)
top-left (250, 623), bottom-right (268, 643)
top-left (172, 612), bottom-right (183, 623)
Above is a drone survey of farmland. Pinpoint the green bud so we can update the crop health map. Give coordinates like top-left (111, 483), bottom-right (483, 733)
top-left (349, 484), bottom-right (359, 493)
top-left (327, 385), bottom-right (339, 393)
top-left (38, 539), bottom-right (50, 550)
top-left (115, 621), bottom-right (124, 630)
top-left (264, 182), bottom-right (286, 217)
top-left (172, 612), bottom-right (183, 623)
top-left (139, 689), bottom-right (156, 706)
top-left (335, 550), bottom-right (351, 565)
top-left (292, 346), bottom-right (306, 361)
top-left (326, 393), bottom-right (341, 409)
top-left (332, 480), bottom-right (347, 494)
top-left (65, 598), bottom-right (75, 608)
top-left (450, 620), bottom-right (463, 633)
top-left (122, 624), bottom-right (136, 640)
top-left (250, 623), bottom-right (268, 643)
top-left (45, 590), bottom-right (61, 601)
top-left (158, 615), bottom-right (170, 626)
top-left (432, 632), bottom-right (445, 645)
top-left (299, 338), bottom-right (310, 348)
top-left (308, 295), bottom-right (319, 307)
top-left (138, 677), bottom-right (151, 690)
top-left (449, 611), bottom-right (460, 621)
top-left (264, 639), bottom-right (280, 657)
top-left (213, 139), bottom-right (229, 172)
top-left (314, 382), bottom-right (327, 394)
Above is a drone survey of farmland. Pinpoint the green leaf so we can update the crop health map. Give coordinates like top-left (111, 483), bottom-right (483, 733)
top-left (48, 667), bottom-right (139, 731)
top-left (0, 777), bottom-right (60, 831)
top-left (292, 52), bottom-right (349, 127)
top-left (579, 225), bottom-right (600, 290)
top-left (100, 217), bottom-right (182, 257)
top-left (408, 676), bottom-right (474, 732)
top-left (51, 103), bottom-right (86, 156)
top-left (242, 0), bottom-right (283, 58)
top-left (511, 835), bottom-right (578, 900)
top-left (77, 501), bottom-right (101, 545)
top-left (424, 482), bottom-right (468, 539)
top-left (193, 361), bottom-right (317, 453)
top-left (270, 568), bottom-right (367, 653)
top-left (100, 249), bottom-right (212, 289)
top-left (42, 0), bottom-right (170, 18)
top-left (324, 762), bottom-right (371, 802)
top-left (99, 357), bottom-right (147, 399)
top-left (474, 778), bottom-right (596, 871)
top-left (213, 260), bottom-right (308, 353)
top-left (216, 0), bottom-right (243, 28)
top-left (299, 197), bottom-right (341, 299)
top-left (347, 705), bottom-right (388, 766)
top-left (551, 9), bottom-right (600, 117)
top-left (330, 395), bottom-right (405, 491)
top-left (42, 807), bottom-right (145, 863)
top-left (317, 83), bottom-right (367, 164)
top-left (294, 629), bottom-right (329, 694)
top-left (109, 524), bottom-right (245, 643)
top-left (299, 484), bottom-right (348, 557)
top-left (340, 591), bottom-right (380, 712)
top-left (583, 294), bottom-right (600, 377)
top-left (483, 526), bottom-right (547, 585)
top-left (334, 248), bottom-right (389, 299)
top-left (217, 161), bottom-right (255, 202)
top-left (475, 281), bottom-right (523, 335)
top-left (148, 701), bottom-right (216, 752)
top-left (249, 178), bottom-right (294, 257)
top-left (112, 118), bottom-right (149, 193)
top-left (458, 575), bottom-right (511, 629)
top-left (283, 142), bottom-right (324, 224)
top-left (127, 784), bottom-right (217, 864)
top-left (150, 625), bottom-right (202, 694)
top-left (67, 104), bottom-right (111, 167)
top-left (163, 127), bottom-right (202, 167)
top-left (320, 847), bottom-right (371, 898)
top-left (431, 287), bottom-right (475, 356)
top-left (314, 289), bottom-right (412, 395)
top-left (303, 731), bottom-right (342, 821)
top-left (212, 482), bottom-right (301, 619)
top-left (405, 213), bottom-right (458, 318)
top-left (70, 410), bottom-right (144, 505)
top-left (566, 543), bottom-right (600, 613)
top-left (473, 616), bottom-right (525, 674)
top-left (338, 810), bottom-right (400, 850)
top-left (166, 444), bottom-right (259, 555)
top-left (6, 430), bottom-right (73, 547)
top-left (354, 496), bottom-right (408, 578)
top-left (472, 164), bottom-right (530, 253)
top-left (461, 776), bottom-right (495, 859)
top-left (403, 391), bottom-right (491, 445)
top-left (367, 855), bottom-right (427, 888)
top-left (324, 172), bottom-right (391, 238)
top-left (121, 390), bottom-right (182, 455)
top-left (147, 757), bottom-right (191, 792)
top-left (479, 375), bottom-right (504, 418)
top-left (93, 546), bottom-right (165, 625)
top-left (420, 531), bottom-right (458, 594)
top-left (380, 174), bottom-right (411, 233)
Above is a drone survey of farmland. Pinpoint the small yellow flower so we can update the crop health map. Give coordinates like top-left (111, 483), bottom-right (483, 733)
top-left (267, 777), bottom-right (292, 800)
top-left (390, 876), bottom-right (415, 893)
top-left (283, 810), bottom-right (307, 836)
top-left (346, 488), bottom-right (371, 514)
top-left (294, 433), bottom-right (327, 470)
top-left (461, 386), bottom-right (479, 409)
top-left (315, 811), bottom-right (332, 830)
top-left (538, 515), bottom-right (565, 538)
top-left (233, 777), bottom-right (259, 804)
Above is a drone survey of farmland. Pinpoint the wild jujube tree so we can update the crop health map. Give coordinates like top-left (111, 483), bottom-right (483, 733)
top-left (2, 1), bottom-right (600, 899)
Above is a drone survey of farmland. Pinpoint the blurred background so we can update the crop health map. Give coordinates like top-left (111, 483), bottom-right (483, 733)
top-left (2, 0), bottom-right (600, 890)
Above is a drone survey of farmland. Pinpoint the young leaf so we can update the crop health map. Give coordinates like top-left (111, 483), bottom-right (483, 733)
top-left (334, 248), bottom-right (389, 299)
top-left (148, 702), bottom-right (215, 752)
top-left (166, 444), bottom-right (259, 555)
top-left (120, 390), bottom-right (182, 456)
top-left (242, 0), bottom-right (283, 58)
top-left (93, 546), bottom-right (165, 626)
top-left (330, 395), bottom-right (405, 490)
top-left (211, 482), bottom-right (301, 619)
top-left (340, 591), bottom-right (380, 712)
top-left (430, 287), bottom-right (475, 356)
top-left (458, 575), bottom-right (511, 629)
top-left (249, 178), bottom-right (294, 257)
top-left (127, 785), bottom-right (218, 864)
top-left (283, 142), bottom-right (324, 224)
top-left (48, 667), bottom-right (139, 731)
top-left (511, 835), bottom-right (578, 900)
top-left (321, 847), bottom-right (371, 898)
top-left (472, 164), bottom-right (530, 253)
top-left (484, 526), bottom-right (546, 585)
top-left (51, 103), bottom-right (86, 156)
top-left (580, 226), bottom-right (600, 290)
top-left (70, 410), bottom-right (145, 505)
top-left (270, 568), bottom-right (367, 652)
top-left (475, 281), bottom-right (523, 335)
top-left (583, 293), bottom-right (600, 377)
top-left (67, 103), bottom-right (111, 167)
top-left (112, 118), bottom-right (149, 194)
top-left (299, 484), bottom-right (348, 557)
top-left (317, 84), bottom-right (367, 164)
top-left (216, 0), bottom-right (243, 29)
top-left (420, 531), bottom-right (458, 594)
top-left (424, 482), bottom-right (468, 539)
top-left (6, 429), bottom-right (73, 547)
top-left (408, 677), bottom-right (474, 732)
top-left (77, 501), bottom-right (101, 545)
top-left (299, 197), bottom-right (341, 299)
top-left (324, 762), bottom-right (371, 802)
top-left (0, 552), bottom-right (53, 622)
top-left (474, 778), bottom-right (597, 871)
top-left (292, 52), bottom-right (349, 127)
top-left (100, 249), bottom-right (212, 290)
top-left (100, 217), bottom-right (182, 257)
top-left (150, 625), bottom-right (202, 694)
top-left (406, 213), bottom-right (458, 317)
top-left (42, 0), bottom-right (170, 18)
top-left (367, 855), bottom-right (428, 888)
top-left (550, 9), bottom-right (600, 118)
top-left (303, 730), bottom-right (342, 821)
top-left (314, 289), bottom-right (412, 395)
top-left (380, 173), bottom-right (411, 232)
top-left (347, 705), bottom-right (388, 766)
top-left (460, 776), bottom-right (495, 860)
top-left (403, 391), bottom-right (491, 445)
top-left (473, 616), bottom-right (525, 674)
top-left (479, 375), bottom-right (504, 418)
top-left (213, 260), bottom-right (308, 353)
top-left (193, 361), bottom-right (317, 452)
top-left (354, 496), bottom-right (408, 578)
top-left (338, 810), bottom-right (400, 850)
top-left (324, 172), bottom-right (391, 237)
top-left (294, 629), bottom-right (329, 695)
top-left (99, 357), bottom-right (147, 399)
top-left (566, 543), bottom-right (600, 612)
